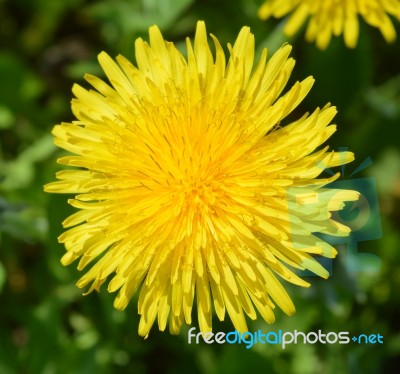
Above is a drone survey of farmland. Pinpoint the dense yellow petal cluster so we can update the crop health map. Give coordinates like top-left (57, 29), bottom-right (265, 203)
top-left (45, 21), bottom-right (358, 337)
top-left (259, 0), bottom-right (400, 49)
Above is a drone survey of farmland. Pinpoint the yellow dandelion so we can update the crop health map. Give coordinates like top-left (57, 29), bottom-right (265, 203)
top-left (44, 21), bottom-right (359, 338)
top-left (258, 0), bottom-right (400, 49)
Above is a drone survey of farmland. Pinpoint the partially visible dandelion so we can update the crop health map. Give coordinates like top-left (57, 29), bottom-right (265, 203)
top-left (44, 21), bottom-right (359, 337)
top-left (258, 0), bottom-right (400, 49)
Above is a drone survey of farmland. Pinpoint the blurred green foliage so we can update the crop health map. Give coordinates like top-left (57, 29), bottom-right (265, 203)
top-left (1, 0), bottom-right (400, 373)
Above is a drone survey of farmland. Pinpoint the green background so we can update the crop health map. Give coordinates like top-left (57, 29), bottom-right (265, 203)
top-left (1, 0), bottom-right (400, 373)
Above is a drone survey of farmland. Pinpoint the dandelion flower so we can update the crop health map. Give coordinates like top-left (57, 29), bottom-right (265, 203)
top-left (45, 21), bottom-right (359, 337)
top-left (258, 0), bottom-right (400, 49)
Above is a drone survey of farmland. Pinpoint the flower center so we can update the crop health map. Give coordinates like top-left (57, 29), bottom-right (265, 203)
top-left (189, 180), bottom-right (216, 206)
top-left (177, 170), bottom-right (224, 216)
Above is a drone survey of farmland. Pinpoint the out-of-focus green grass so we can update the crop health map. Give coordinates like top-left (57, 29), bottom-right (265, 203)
top-left (1, 0), bottom-right (400, 373)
